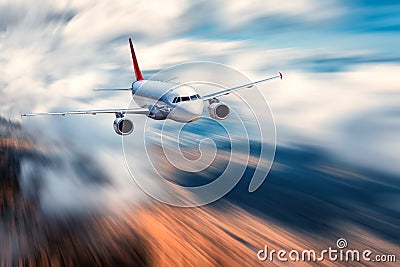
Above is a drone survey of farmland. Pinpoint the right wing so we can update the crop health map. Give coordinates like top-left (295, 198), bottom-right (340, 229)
top-left (21, 107), bottom-right (149, 117)
top-left (202, 72), bottom-right (282, 101)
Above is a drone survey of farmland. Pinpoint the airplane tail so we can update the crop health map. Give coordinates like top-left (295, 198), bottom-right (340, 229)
top-left (129, 37), bottom-right (144, 81)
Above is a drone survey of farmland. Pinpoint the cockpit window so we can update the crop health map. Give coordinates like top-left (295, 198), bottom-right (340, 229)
top-left (172, 94), bottom-right (201, 104)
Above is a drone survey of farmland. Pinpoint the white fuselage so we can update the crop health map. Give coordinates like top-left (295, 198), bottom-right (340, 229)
top-left (131, 80), bottom-right (204, 122)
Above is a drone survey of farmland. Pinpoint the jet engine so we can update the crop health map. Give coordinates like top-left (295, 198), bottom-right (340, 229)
top-left (113, 118), bottom-right (134, 135)
top-left (208, 102), bottom-right (230, 120)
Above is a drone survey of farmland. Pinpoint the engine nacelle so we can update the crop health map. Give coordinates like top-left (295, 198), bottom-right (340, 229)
top-left (208, 102), bottom-right (230, 120)
top-left (113, 118), bottom-right (134, 135)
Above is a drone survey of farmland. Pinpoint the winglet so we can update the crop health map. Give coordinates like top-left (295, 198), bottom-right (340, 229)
top-left (279, 72), bottom-right (283, 80)
top-left (129, 37), bottom-right (144, 81)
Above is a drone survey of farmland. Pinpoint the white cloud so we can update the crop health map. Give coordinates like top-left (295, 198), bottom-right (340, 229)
top-left (261, 64), bottom-right (400, 174)
top-left (136, 38), bottom-right (243, 70)
top-left (63, 0), bottom-right (189, 44)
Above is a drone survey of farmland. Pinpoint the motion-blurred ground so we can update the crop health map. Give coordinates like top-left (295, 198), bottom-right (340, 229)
top-left (0, 117), bottom-right (399, 266)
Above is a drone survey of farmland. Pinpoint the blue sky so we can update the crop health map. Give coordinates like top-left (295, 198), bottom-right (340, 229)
top-left (174, 1), bottom-right (400, 74)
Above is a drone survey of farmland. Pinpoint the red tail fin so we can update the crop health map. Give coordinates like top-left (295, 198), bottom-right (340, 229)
top-left (129, 37), bottom-right (144, 81)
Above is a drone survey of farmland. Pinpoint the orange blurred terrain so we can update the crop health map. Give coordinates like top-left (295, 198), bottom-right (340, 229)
top-left (0, 118), bottom-right (398, 266)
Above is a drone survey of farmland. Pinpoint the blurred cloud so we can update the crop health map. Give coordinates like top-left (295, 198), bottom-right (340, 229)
top-left (339, 1), bottom-right (400, 33)
top-left (263, 64), bottom-right (400, 174)
top-left (219, 0), bottom-right (344, 28)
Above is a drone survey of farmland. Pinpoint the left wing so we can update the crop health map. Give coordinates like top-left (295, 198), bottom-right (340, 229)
top-left (202, 72), bottom-right (282, 101)
top-left (21, 107), bottom-right (149, 117)
top-left (93, 88), bottom-right (131, 91)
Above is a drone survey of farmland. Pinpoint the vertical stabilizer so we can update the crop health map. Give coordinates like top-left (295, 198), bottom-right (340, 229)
top-left (129, 37), bottom-right (144, 81)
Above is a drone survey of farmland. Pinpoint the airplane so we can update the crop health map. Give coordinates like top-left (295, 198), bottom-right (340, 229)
top-left (22, 38), bottom-right (282, 135)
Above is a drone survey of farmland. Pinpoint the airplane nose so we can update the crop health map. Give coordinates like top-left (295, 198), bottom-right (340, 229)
top-left (171, 101), bottom-right (203, 122)
top-left (183, 101), bottom-right (203, 122)
top-left (187, 101), bottom-right (203, 116)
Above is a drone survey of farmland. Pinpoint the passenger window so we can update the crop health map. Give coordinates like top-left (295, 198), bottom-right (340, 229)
top-left (182, 96), bottom-right (190, 101)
